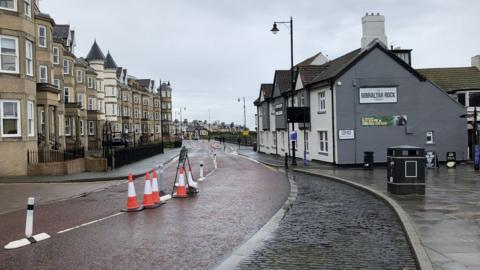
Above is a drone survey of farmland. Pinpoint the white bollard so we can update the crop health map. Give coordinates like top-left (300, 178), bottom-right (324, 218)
top-left (25, 197), bottom-right (34, 238)
top-left (213, 154), bottom-right (218, 169)
top-left (198, 162), bottom-right (205, 181)
top-left (4, 197), bottom-right (50, 250)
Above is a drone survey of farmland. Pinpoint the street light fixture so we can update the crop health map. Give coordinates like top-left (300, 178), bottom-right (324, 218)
top-left (271, 16), bottom-right (296, 165)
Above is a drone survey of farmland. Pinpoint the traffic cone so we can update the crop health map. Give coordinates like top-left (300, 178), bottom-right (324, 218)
top-left (151, 169), bottom-right (164, 205)
top-left (143, 172), bottom-right (160, 209)
top-left (173, 166), bottom-right (188, 198)
top-left (121, 173), bottom-right (144, 212)
top-left (187, 164), bottom-right (199, 191)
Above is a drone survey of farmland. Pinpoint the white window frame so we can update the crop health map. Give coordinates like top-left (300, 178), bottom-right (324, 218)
top-left (77, 93), bottom-right (84, 108)
top-left (318, 131), bottom-right (328, 153)
top-left (87, 77), bottom-right (93, 89)
top-left (318, 91), bottom-right (326, 112)
top-left (88, 121), bottom-right (95, 135)
top-left (80, 120), bottom-right (84, 136)
top-left (53, 79), bottom-right (60, 89)
top-left (426, 131), bottom-right (434, 144)
top-left (39, 65), bottom-right (47, 83)
top-left (38, 25), bottom-right (47, 48)
top-left (76, 70), bottom-right (83, 83)
top-left (0, 35), bottom-right (19, 74)
top-left (0, 0), bottom-right (17, 11)
top-left (1, 100), bottom-right (21, 137)
top-left (52, 46), bottom-right (59, 64)
top-left (27, 100), bottom-right (34, 136)
top-left (24, 0), bottom-right (31, 18)
top-left (88, 97), bottom-right (94, 111)
top-left (25, 39), bottom-right (33, 76)
top-left (65, 117), bottom-right (71, 136)
top-left (63, 59), bottom-right (69, 75)
top-left (64, 87), bottom-right (70, 103)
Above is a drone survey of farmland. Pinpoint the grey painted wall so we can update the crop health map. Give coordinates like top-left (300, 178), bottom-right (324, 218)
top-left (275, 97), bottom-right (287, 130)
top-left (335, 48), bottom-right (467, 164)
top-left (261, 102), bottom-right (269, 130)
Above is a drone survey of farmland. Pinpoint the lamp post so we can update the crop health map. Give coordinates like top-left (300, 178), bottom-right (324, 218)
top-left (271, 16), bottom-right (296, 165)
top-left (238, 97), bottom-right (246, 129)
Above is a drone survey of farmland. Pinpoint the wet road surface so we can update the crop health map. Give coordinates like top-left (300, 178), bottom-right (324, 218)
top-left (0, 141), bottom-right (290, 269)
top-left (238, 172), bottom-right (417, 270)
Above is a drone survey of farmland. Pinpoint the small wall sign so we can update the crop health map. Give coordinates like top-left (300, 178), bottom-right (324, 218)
top-left (338, 130), bottom-right (355, 140)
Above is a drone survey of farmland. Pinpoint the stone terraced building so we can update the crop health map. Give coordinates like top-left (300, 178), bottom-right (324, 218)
top-left (0, 0), bottom-right (174, 176)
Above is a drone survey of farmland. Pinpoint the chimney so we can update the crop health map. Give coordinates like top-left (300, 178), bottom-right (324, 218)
top-left (472, 55), bottom-right (480, 70)
top-left (361, 13), bottom-right (388, 49)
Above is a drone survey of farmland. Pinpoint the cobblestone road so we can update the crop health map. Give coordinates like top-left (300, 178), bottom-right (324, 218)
top-left (238, 172), bottom-right (417, 270)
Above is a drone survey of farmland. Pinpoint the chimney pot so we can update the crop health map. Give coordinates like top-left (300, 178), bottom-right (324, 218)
top-left (361, 13), bottom-right (388, 49)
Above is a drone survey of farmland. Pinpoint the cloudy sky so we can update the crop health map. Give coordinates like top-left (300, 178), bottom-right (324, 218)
top-left (41, 0), bottom-right (480, 129)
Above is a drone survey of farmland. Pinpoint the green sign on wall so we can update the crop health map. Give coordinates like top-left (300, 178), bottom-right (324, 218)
top-left (361, 115), bottom-right (407, 126)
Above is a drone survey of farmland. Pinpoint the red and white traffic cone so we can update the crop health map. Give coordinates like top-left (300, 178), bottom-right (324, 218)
top-left (173, 166), bottom-right (188, 198)
top-left (151, 169), bottom-right (164, 205)
top-left (121, 173), bottom-right (144, 212)
top-left (143, 172), bottom-right (160, 209)
top-left (187, 164), bottom-right (199, 192)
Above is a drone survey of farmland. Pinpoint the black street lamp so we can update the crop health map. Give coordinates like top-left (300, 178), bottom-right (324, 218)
top-left (271, 16), bottom-right (296, 165)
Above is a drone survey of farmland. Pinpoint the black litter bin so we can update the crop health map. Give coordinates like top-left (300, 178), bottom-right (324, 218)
top-left (253, 142), bottom-right (257, 152)
top-left (364, 151), bottom-right (374, 170)
top-left (387, 145), bottom-right (425, 195)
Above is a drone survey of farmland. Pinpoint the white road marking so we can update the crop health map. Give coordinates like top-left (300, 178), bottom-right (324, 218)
top-left (57, 212), bottom-right (124, 234)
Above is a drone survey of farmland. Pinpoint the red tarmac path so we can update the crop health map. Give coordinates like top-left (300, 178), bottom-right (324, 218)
top-left (0, 141), bottom-right (290, 269)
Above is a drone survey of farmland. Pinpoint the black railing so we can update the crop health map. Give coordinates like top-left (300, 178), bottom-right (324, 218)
top-left (113, 143), bottom-right (164, 168)
top-left (27, 147), bottom-right (85, 164)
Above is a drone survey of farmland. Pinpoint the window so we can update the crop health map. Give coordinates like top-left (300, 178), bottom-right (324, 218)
top-left (23, 40), bottom-right (33, 76)
top-left (53, 79), bottom-right (60, 89)
top-left (63, 59), bottom-right (69, 75)
top-left (154, 100), bottom-right (159, 107)
top-left (80, 120), bottom-right (84, 136)
top-left (155, 125), bottom-right (160, 133)
top-left (318, 91), bottom-right (326, 112)
top-left (135, 124), bottom-right (140, 133)
top-left (123, 107), bottom-right (128, 116)
top-left (88, 121), bottom-right (95, 135)
top-left (88, 98), bottom-right (94, 110)
top-left (76, 70), bottom-right (83, 83)
top-left (0, 0), bottom-right (16, 11)
top-left (134, 109), bottom-right (139, 118)
top-left (134, 95), bottom-right (139, 104)
top-left (77, 93), bottom-right (84, 108)
top-left (300, 93), bottom-right (305, 106)
top-left (52, 47), bottom-right (59, 64)
top-left (87, 77), bottom-right (93, 88)
top-left (270, 103), bottom-right (275, 115)
top-left (0, 35), bottom-right (19, 73)
top-left (426, 131), bottom-right (434, 144)
top-left (122, 91), bottom-right (128, 101)
top-left (143, 124), bottom-right (148, 133)
top-left (0, 100), bottom-right (21, 137)
top-left (143, 111), bottom-right (148, 119)
top-left (318, 131), bottom-right (328, 153)
top-left (65, 118), bottom-right (71, 136)
top-left (27, 101), bottom-right (34, 136)
top-left (161, 90), bottom-right (166, 97)
top-left (123, 123), bottom-right (128, 133)
top-left (272, 131), bottom-right (277, 146)
top-left (155, 112), bottom-right (159, 120)
top-left (39, 65), bottom-right (47, 83)
top-left (64, 87), bottom-right (70, 103)
top-left (24, 0), bottom-right (31, 17)
top-left (38, 25), bottom-right (46, 48)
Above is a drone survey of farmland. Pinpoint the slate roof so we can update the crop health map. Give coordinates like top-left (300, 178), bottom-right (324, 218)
top-left (297, 65), bottom-right (329, 85)
top-left (116, 67), bottom-right (123, 79)
top-left (274, 70), bottom-right (292, 95)
top-left (308, 48), bottom-right (362, 85)
top-left (296, 52), bottom-right (323, 66)
top-left (104, 52), bottom-right (118, 69)
top-left (260, 83), bottom-right (273, 100)
top-left (417, 67), bottom-right (480, 92)
top-left (85, 40), bottom-right (105, 61)
top-left (53, 25), bottom-right (70, 43)
top-left (136, 79), bottom-right (152, 88)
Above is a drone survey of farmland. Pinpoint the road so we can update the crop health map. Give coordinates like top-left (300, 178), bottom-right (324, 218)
top-left (237, 172), bottom-right (417, 270)
top-left (0, 140), bottom-right (290, 270)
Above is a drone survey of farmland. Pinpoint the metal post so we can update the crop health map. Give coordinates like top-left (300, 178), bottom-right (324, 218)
top-left (289, 17), bottom-right (297, 166)
top-left (475, 107), bottom-right (479, 170)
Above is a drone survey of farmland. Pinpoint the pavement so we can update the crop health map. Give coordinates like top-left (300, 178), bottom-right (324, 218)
top-left (237, 172), bottom-right (417, 270)
top-left (0, 147), bottom-right (181, 183)
top-left (0, 140), bottom-right (291, 269)
top-left (240, 147), bottom-right (480, 270)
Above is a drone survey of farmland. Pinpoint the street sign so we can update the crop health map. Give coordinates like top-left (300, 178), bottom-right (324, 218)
top-left (290, 131), bottom-right (297, 142)
top-left (446, 152), bottom-right (456, 168)
top-left (242, 130), bottom-right (249, 137)
top-left (425, 151), bottom-right (438, 168)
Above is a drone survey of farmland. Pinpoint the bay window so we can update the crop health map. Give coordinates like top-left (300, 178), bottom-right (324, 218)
top-left (0, 0), bottom-right (16, 11)
top-left (39, 65), bottom-right (47, 83)
top-left (27, 101), bottom-right (34, 136)
top-left (0, 35), bottom-right (18, 73)
top-left (25, 40), bottom-right (33, 76)
top-left (38, 25), bottom-right (47, 48)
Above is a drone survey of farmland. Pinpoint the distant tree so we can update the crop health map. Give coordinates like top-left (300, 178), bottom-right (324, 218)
top-left (230, 122), bottom-right (234, 128)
